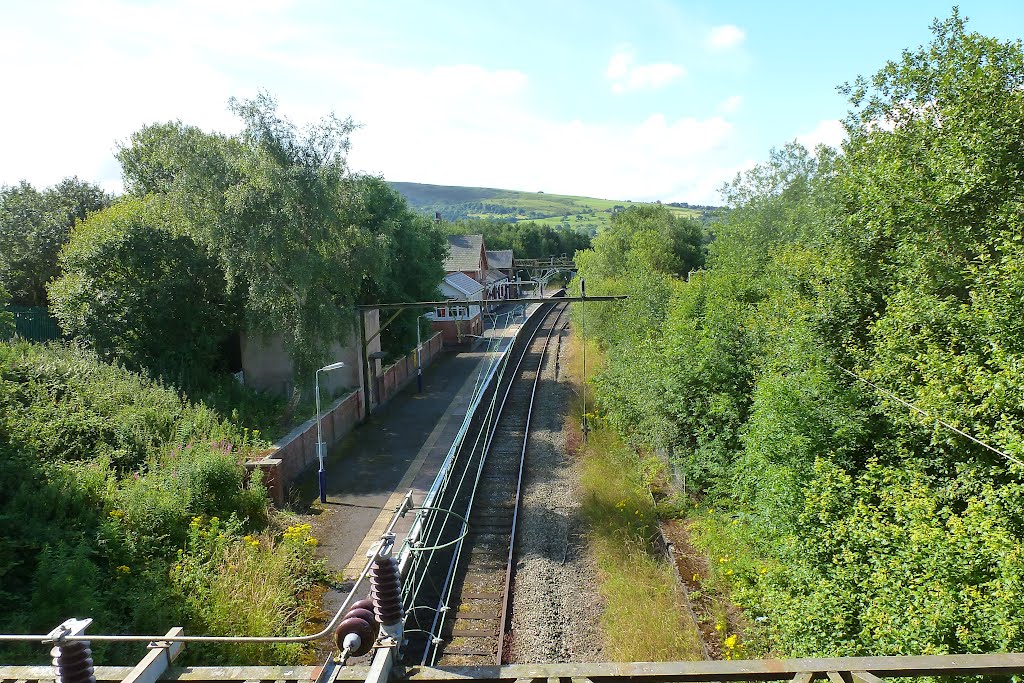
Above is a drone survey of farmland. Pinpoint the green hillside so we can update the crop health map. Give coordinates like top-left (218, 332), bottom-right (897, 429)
top-left (388, 181), bottom-right (713, 233)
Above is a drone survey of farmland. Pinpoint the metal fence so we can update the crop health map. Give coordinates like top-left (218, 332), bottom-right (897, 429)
top-left (5, 306), bottom-right (63, 342)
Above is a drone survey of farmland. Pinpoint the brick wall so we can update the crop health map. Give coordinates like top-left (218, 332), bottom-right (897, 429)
top-left (248, 332), bottom-right (445, 504)
top-left (375, 332), bottom-right (444, 406)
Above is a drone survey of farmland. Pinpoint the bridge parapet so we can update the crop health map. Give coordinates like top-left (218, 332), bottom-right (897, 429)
top-left (512, 256), bottom-right (576, 270)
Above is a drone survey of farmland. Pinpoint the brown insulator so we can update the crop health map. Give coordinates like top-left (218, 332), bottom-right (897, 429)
top-left (344, 608), bottom-right (376, 629)
top-left (348, 598), bottom-right (376, 615)
top-left (51, 641), bottom-right (96, 683)
top-left (369, 556), bottom-right (403, 627)
top-left (334, 614), bottom-right (375, 657)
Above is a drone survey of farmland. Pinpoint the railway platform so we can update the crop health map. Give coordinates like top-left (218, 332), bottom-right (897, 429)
top-left (298, 303), bottom-right (544, 616)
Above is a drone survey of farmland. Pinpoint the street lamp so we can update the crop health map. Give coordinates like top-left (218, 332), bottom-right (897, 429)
top-left (315, 360), bottom-right (345, 504)
top-left (415, 312), bottom-right (431, 393)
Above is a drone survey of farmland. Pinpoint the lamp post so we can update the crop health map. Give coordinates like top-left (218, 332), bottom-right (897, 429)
top-left (315, 361), bottom-right (345, 504)
top-left (416, 312), bottom-right (430, 393)
top-left (580, 277), bottom-right (588, 442)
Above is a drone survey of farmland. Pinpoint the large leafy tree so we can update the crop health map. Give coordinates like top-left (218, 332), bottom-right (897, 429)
top-left (356, 176), bottom-right (447, 355)
top-left (835, 10), bottom-right (1024, 469)
top-left (0, 286), bottom-right (13, 338)
top-left (575, 204), bottom-right (704, 281)
top-left (0, 178), bottom-right (110, 306)
top-left (575, 11), bottom-right (1024, 658)
top-left (116, 94), bottom-right (405, 380)
top-left (48, 197), bottom-right (233, 382)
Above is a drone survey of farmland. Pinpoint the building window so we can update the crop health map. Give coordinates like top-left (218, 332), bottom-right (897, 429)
top-left (436, 307), bottom-right (447, 319)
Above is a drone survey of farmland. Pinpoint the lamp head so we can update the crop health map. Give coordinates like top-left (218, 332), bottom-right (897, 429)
top-left (319, 361), bottom-right (346, 372)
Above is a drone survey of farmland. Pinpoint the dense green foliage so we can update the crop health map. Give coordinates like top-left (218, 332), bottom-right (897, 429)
top-left (0, 341), bottom-right (321, 664)
top-left (115, 93), bottom-right (445, 381)
top-left (357, 176), bottom-right (447, 356)
top-left (0, 287), bottom-right (12, 339)
top-left (0, 178), bottom-right (111, 306)
top-left (48, 197), bottom-right (234, 383)
top-left (446, 217), bottom-right (591, 259)
top-left (577, 14), bottom-right (1024, 657)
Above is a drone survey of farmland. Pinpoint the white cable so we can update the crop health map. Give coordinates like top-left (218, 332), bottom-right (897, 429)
top-left (833, 363), bottom-right (1024, 470)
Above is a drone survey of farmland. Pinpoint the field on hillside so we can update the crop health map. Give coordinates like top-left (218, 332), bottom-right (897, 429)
top-left (389, 181), bottom-right (710, 233)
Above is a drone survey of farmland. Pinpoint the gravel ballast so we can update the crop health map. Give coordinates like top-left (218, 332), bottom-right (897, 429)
top-left (506, 322), bottom-right (605, 663)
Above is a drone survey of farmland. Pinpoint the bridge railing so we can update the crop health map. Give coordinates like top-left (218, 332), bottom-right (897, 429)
top-left (5, 652), bottom-right (1024, 683)
top-left (512, 256), bottom-right (576, 269)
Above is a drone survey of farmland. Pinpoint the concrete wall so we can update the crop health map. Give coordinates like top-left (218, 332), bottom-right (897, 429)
top-left (239, 310), bottom-right (381, 396)
top-left (248, 330), bottom-right (444, 505)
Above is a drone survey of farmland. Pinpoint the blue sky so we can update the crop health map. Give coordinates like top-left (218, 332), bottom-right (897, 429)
top-left (1, 0), bottom-right (1022, 204)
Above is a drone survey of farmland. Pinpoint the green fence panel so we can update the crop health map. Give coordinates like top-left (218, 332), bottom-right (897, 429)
top-left (5, 306), bottom-right (63, 342)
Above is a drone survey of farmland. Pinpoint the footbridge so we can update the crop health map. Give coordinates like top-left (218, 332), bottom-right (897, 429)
top-left (512, 256), bottom-right (577, 289)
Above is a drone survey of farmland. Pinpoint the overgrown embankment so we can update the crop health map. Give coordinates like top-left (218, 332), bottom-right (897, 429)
top-left (572, 14), bottom-right (1024, 658)
top-left (566, 333), bottom-right (703, 661)
top-left (0, 341), bottom-right (326, 666)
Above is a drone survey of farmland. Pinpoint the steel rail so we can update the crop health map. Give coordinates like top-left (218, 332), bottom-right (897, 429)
top-left (423, 302), bottom-right (567, 665)
top-left (367, 304), bottom-right (543, 670)
top-left (495, 301), bottom-right (568, 664)
top-left (399, 326), bottom-right (519, 630)
top-left (358, 295), bottom-right (624, 310)
top-left (420, 302), bottom-right (563, 665)
top-left (399, 314), bottom-right (517, 565)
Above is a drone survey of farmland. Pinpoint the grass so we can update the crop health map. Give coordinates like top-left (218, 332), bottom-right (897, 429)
top-left (389, 181), bottom-right (707, 232)
top-left (565, 332), bottom-right (704, 661)
top-left (683, 507), bottom-right (773, 659)
top-left (173, 518), bottom-right (327, 665)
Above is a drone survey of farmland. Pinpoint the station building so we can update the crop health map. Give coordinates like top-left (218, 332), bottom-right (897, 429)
top-left (428, 272), bottom-right (484, 345)
top-left (429, 235), bottom-right (515, 344)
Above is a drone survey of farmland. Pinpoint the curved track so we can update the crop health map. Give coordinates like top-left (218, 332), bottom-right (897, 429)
top-left (400, 301), bottom-right (569, 666)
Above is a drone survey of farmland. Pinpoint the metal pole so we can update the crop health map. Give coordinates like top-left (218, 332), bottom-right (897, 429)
top-left (360, 310), bottom-right (371, 416)
top-left (581, 277), bottom-right (588, 442)
top-left (416, 315), bottom-right (424, 393)
top-left (315, 368), bottom-right (326, 503)
top-left (315, 361), bottom-right (344, 505)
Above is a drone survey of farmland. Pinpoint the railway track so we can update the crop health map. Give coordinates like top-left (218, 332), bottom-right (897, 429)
top-left (400, 300), bottom-right (569, 667)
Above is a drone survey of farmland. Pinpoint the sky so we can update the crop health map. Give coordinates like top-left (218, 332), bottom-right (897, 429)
top-left (1, 1), bottom-right (1022, 205)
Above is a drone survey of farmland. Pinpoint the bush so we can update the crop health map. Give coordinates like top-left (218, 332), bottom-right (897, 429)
top-left (48, 196), bottom-right (234, 383)
top-left (0, 341), bottom-right (320, 665)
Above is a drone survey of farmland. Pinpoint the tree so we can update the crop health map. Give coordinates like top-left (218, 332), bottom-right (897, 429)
top-left (834, 10), bottom-right (1024, 470)
top-left (356, 176), bottom-right (447, 355)
top-left (0, 285), bottom-right (13, 338)
top-left (576, 204), bottom-right (704, 281)
top-left (116, 93), bottom-right (393, 381)
top-left (0, 178), bottom-right (110, 306)
top-left (48, 197), bottom-right (233, 382)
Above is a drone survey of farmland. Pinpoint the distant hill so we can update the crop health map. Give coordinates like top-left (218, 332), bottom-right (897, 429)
top-left (388, 181), bottom-right (716, 234)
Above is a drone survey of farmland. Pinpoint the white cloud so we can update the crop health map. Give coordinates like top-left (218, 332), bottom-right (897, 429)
top-left (606, 48), bottom-right (685, 94)
top-left (795, 119), bottom-right (847, 151)
top-left (706, 24), bottom-right (746, 50)
top-left (0, 1), bottom-right (740, 204)
top-left (718, 95), bottom-right (743, 113)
